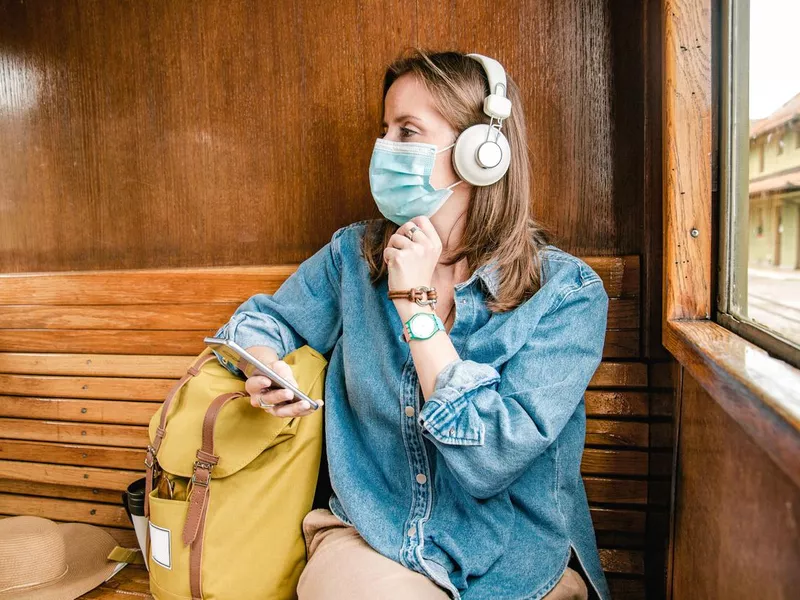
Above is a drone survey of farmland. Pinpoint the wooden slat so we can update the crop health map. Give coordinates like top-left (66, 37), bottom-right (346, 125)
top-left (0, 460), bottom-right (141, 491)
top-left (583, 476), bottom-right (647, 505)
top-left (585, 392), bottom-right (649, 417)
top-left (0, 439), bottom-right (143, 470)
top-left (0, 257), bottom-right (639, 306)
top-left (0, 493), bottom-right (130, 528)
top-left (0, 304), bottom-right (238, 330)
top-left (0, 440), bottom-right (653, 481)
top-left (589, 362), bottom-right (647, 388)
top-left (584, 256), bottom-right (640, 298)
top-left (602, 330), bottom-right (640, 358)
top-left (0, 374), bottom-right (175, 400)
top-left (607, 577), bottom-right (646, 600)
top-left (0, 267), bottom-right (294, 305)
top-left (1, 353), bottom-right (647, 388)
top-left (581, 449), bottom-right (648, 476)
top-left (0, 353), bottom-right (194, 378)
top-left (586, 419), bottom-right (649, 448)
top-left (606, 298), bottom-right (640, 329)
top-left (591, 507), bottom-right (646, 533)
top-left (0, 397), bottom-right (160, 425)
top-left (0, 353), bottom-right (193, 378)
top-left (0, 330), bottom-right (215, 355)
top-left (0, 418), bottom-right (147, 447)
top-left (0, 297), bottom-right (639, 331)
top-left (0, 328), bottom-right (637, 357)
top-left (0, 479), bottom-right (124, 504)
top-left (599, 548), bottom-right (645, 575)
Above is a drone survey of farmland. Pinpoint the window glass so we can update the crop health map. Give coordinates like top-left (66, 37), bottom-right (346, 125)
top-left (722, 0), bottom-right (800, 364)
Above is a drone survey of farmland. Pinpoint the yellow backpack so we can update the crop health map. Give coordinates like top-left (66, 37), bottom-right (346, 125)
top-left (143, 345), bottom-right (326, 600)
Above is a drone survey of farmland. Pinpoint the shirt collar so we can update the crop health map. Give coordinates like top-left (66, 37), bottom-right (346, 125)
top-left (455, 258), bottom-right (500, 299)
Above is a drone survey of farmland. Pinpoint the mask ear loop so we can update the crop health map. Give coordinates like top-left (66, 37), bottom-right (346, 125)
top-left (435, 141), bottom-right (462, 190)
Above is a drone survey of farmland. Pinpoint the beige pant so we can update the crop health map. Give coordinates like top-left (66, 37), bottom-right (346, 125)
top-left (296, 508), bottom-right (588, 600)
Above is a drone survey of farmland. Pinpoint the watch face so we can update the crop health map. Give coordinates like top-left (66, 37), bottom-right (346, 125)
top-left (409, 313), bottom-right (437, 339)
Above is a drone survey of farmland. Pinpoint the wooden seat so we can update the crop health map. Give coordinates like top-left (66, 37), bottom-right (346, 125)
top-left (0, 256), bottom-right (661, 599)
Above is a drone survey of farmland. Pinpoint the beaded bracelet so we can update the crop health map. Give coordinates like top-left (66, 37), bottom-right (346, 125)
top-left (387, 286), bottom-right (438, 308)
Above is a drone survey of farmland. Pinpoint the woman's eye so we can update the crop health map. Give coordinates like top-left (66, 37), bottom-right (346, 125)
top-left (400, 127), bottom-right (417, 138)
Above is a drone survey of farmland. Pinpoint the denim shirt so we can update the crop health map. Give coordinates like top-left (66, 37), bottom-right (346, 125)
top-left (213, 219), bottom-right (611, 600)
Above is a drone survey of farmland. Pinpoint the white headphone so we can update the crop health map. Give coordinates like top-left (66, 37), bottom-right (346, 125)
top-left (452, 53), bottom-right (513, 186)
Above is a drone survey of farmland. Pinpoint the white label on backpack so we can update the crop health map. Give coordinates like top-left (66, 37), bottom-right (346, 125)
top-left (149, 522), bottom-right (172, 570)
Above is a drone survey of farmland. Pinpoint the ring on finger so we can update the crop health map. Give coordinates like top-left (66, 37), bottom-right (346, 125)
top-left (257, 394), bottom-right (274, 409)
top-left (404, 226), bottom-right (419, 241)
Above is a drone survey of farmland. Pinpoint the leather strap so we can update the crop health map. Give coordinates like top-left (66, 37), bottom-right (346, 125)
top-left (387, 286), bottom-right (438, 308)
top-left (183, 390), bottom-right (246, 600)
top-left (143, 351), bottom-right (217, 572)
top-left (144, 352), bottom-right (218, 519)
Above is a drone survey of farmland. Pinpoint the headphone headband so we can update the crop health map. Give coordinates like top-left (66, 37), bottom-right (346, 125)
top-left (466, 53), bottom-right (512, 120)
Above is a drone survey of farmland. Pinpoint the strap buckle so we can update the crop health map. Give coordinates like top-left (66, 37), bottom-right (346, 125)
top-left (412, 286), bottom-right (437, 308)
top-left (190, 460), bottom-right (215, 488)
top-left (144, 445), bottom-right (157, 469)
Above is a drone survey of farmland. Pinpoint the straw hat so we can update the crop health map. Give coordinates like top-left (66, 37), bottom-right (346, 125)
top-left (0, 516), bottom-right (121, 600)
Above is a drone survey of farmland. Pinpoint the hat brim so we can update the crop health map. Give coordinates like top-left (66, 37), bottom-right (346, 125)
top-left (0, 522), bottom-right (122, 600)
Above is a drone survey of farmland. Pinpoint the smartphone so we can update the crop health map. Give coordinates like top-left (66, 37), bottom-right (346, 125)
top-left (204, 337), bottom-right (320, 410)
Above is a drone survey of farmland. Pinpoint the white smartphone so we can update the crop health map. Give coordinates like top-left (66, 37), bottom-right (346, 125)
top-left (204, 337), bottom-right (320, 410)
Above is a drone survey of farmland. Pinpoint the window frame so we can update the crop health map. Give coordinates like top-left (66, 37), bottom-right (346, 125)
top-left (716, 0), bottom-right (800, 370)
top-left (662, 0), bottom-right (800, 491)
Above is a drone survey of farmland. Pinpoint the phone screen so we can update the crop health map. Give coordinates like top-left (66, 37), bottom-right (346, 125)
top-left (204, 337), bottom-right (320, 410)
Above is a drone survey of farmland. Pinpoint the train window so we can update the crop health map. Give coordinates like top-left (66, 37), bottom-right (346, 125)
top-left (719, 0), bottom-right (800, 368)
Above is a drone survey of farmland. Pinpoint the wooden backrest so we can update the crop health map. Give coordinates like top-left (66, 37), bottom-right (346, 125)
top-left (0, 256), bottom-right (657, 599)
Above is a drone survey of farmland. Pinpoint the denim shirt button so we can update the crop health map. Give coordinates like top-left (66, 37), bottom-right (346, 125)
top-left (405, 406), bottom-right (415, 417)
top-left (449, 427), bottom-right (455, 435)
top-left (416, 473), bottom-right (427, 484)
top-left (407, 525), bottom-right (416, 537)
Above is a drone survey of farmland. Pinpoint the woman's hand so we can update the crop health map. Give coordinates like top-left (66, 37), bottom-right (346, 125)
top-left (243, 347), bottom-right (322, 418)
top-left (383, 216), bottom-right (443, 292)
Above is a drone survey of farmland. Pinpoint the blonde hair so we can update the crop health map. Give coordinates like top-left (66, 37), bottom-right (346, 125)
top-left (362, 48), bottom-right (550, 313)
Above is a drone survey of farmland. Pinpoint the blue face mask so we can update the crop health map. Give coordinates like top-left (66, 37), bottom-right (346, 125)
top-left (368, 138), bottom-right (462, 226)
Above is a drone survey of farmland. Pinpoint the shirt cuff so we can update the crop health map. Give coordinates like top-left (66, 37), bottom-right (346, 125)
top-left (417, 359), bottom-right (501, 446)
top-left (212, 316), bottom-right (288, 377)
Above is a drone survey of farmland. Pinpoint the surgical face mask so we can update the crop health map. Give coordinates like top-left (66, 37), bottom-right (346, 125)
top-left (368, 138), bottom-right (462, 226)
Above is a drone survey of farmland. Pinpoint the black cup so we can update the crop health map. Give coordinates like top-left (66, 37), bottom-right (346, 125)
top-left (122, 477), bottom-right (147, 524)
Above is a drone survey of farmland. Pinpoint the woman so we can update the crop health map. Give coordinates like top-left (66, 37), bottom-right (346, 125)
top-left (214, 50), bottom-right (610, 600)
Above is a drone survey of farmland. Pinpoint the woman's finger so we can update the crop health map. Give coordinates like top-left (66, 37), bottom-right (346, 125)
top-left (409, 217), bottom-right (440, 249)
top-left (268, 398), bottom-right (324, 418)
top-left (245, 375), bottom-right (273, 396)
top-left (388, 232), bottom-right (414, 249)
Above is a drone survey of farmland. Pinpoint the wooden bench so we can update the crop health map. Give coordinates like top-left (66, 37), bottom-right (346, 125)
top-left (0, 256), bottom-right (664, 599)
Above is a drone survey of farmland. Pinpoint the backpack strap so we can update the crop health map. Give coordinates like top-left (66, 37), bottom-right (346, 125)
top-left (183, 390), bottom-right (247, 600)
top-left (144, 350), bottom-right (218, 520)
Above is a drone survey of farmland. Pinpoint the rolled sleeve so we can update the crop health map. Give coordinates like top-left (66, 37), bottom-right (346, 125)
top-left (417, 280), bottom-right (609, 499)
top-left (212, 226), bottom-right (346, 375)
top-left (417, 359), bottom-right (501, 446)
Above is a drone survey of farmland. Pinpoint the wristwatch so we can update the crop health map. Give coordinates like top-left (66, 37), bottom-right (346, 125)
top-left (402, 312), bottom-right (445, 342)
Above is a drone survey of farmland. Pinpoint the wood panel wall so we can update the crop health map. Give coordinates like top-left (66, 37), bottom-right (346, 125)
top-left (0, 1), bottom-right (671, 598)
top-left (669, 371), bottom-right (800, 599)
top-left (0, 0), bottom-right (644, 272)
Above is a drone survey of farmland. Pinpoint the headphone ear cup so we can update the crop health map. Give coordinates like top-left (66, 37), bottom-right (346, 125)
top-left (452, 124), bottom-right (512, 186)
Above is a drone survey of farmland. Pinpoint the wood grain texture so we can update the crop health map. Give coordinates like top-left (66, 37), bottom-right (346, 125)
top-left (0, 374), bottom-right (175, 400)
top-left (670, 372), bottom-right (800, 599)
top-left (662, 0), bottom-right (713, 319)
top-left (0, 353), bottom-right (194, 378)
top-left (0, 2), bottom-right (645, 274)
top-left (0, 257), bottom-right (639, 302)
top-left (665, 320), bottom-right (800, 488)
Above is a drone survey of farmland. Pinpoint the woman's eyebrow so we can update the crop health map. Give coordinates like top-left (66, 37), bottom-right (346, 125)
top-left (381, 114), bottom-right (425, 127)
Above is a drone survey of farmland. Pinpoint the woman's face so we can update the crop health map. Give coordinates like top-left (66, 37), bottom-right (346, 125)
top-left (381, 73), bottom-right (461, 190)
